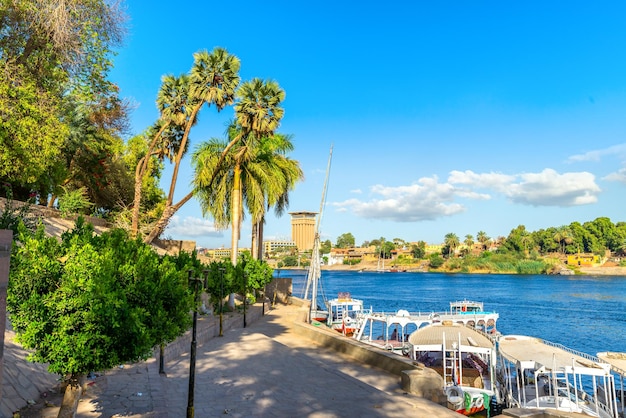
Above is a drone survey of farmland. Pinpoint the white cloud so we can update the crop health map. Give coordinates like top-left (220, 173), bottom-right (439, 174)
top-left (350, 188), bottom-right (363, 194)
top-left (505, 169), bottom-right (600, 206)
top-left (448, 170), bottom-right (515, 191)
top-left (332, 168), bottom-right (601, 223)
top-left (333, 176), bottom-right (467, 222)
top-left (165, 216), bottom-right (224, 238)
top-left (568, 143), bottom-right (626, 163)
top-left (603, 167), bottom-right (626, 184)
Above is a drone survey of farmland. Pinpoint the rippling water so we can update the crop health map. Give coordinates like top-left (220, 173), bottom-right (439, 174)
top-left (277, 270), bottom-right (626, 356)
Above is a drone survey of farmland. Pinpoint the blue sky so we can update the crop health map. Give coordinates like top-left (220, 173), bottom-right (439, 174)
top-left (110, 1), bottom-right (626, 249)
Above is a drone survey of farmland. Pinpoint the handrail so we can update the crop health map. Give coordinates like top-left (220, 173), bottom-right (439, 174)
top-left (541, 338), bottom-right (601, 363)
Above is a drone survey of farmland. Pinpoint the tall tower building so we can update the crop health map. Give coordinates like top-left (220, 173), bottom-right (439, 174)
top-left (289, 211), bottom-right (317, 251)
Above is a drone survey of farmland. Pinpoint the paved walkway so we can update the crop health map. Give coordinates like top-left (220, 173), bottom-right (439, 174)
top-left (18, 303), bottom-right (458, 417)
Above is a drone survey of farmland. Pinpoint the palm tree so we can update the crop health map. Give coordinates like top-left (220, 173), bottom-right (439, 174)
top-left (463, 234), bottom-right (474, 256)
top-left (144, 48), bottom-right (241, 244)
top-left (226, 79), bottom-right (286, 264)
top-left (192, 129), bottom-right (297, 309)
top-left (553, 226), bottom-right (573, 254)
top-left (247, 133), bottom-right (303, 260)
top-left (477, 231), bottom-right (490, 250)
top-left (444, 233), bottom-right (460, 258)
top-left (520, 233), bottom-right (533, 256)
top-left (131, 74), bottom-right (190, 237)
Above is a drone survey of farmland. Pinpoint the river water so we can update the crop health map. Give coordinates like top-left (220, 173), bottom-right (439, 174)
top-left (278, 270), bottom-right (626, 357)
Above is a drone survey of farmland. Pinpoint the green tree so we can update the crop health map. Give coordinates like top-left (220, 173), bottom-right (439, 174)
top-left (245, 133), bottom-right (303, 260)
top-left (476, 231), bottom-right (490, 250)
top-left (0, 0), bottom-right (128, 203)
top-left (336, 232), bottom-right (355, 248)
top-left (444, 232), bottom-right (460, 258)
top-left (553, 226), bottom-right (573, 254)
top-left (7, 219), bottom-right (193, 417)
top-left (463, 234), bottom-right (474, 256)
top-left (428, 253), bottom-right (444, 268)
top-left (320, 239), bottom-right (332, 255)
top-left (130, 74), bottom-right (190, 237)
top-left (144, 48), bottom-right (242, 244)
top-left (411, 241), bottom-right (426, 259)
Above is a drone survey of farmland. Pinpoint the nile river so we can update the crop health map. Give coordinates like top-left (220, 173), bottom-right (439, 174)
top-left (279, 270), bottom-right (626, 357)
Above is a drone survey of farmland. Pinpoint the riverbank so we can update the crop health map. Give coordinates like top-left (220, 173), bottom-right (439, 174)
top-left (309, 261), bottom-right (626, 275)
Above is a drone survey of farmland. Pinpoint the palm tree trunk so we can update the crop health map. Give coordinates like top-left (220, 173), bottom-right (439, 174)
top-left (143, 192), bottom-right (194, 244)
top-left (228, 164), bottom-right (242, 309)
top-left (251, 221), bottom-right (258, 260)
top-left (257, 219), bottom-right (264, 260)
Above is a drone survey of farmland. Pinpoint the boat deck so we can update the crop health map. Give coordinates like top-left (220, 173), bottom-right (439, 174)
top-left (499, 335), bottom-right (605, 371)
top-left (409, 323), bottom-right (494, 349)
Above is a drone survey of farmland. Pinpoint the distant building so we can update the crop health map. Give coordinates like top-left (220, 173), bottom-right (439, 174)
top-left (263, 240), bottom-right (297, 256)
top-left (566, 254), bottom-right (601, 266)
top-left (202, 247), bottom-right (250, 260)
top-left (289, 211), bottom-right (317, 251)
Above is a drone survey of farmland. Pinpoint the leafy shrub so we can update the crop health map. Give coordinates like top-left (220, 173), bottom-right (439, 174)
top-left (516, 260), bottom-right (547, 274)
top-left (429, 253), bottom-right (444, 268)
top-left (57, 186), bottom-right (93, 217)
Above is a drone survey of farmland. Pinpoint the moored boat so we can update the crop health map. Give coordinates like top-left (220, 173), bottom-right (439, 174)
top-left (597, 352), bottom-right (626, 417)
top-left (497, 335), bottom-right (619, 418)
top-left (325, 292), bottom-right (367, 336)
top-left (352, 300), bottom-right (499, 354)
top-left (405, 322), bottom-right (500, 416)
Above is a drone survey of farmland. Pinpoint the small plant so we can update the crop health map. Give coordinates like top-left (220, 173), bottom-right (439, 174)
top-left (57, 186), bottom-right (93, 217)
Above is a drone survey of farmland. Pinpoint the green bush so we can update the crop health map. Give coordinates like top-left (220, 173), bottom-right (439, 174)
top-left (58, 186), bottom-right (93, 217)
top-left (8, 218), bottom-right (193, 379)
top-left (429, 253), bottom-right (444, 268)
top-left (516, 260), bottom-right (547, 274)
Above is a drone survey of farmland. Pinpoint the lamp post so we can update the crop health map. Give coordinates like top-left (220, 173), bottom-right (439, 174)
top-left (186, 269), bottom-right (204, 418)
top-left (218, 267), bottom-right (225, 337)
top-left (243, 270), bottom-right (247, 328)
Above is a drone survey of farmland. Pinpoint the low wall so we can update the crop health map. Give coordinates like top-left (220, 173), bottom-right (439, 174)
top-left (289, 297), bottom-right (447, 406)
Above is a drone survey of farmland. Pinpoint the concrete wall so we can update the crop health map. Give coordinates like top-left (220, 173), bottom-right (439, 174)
top-left (265, 278), bottom-right (292, 305)
top-left (289, 297), bottom-right (448, 406)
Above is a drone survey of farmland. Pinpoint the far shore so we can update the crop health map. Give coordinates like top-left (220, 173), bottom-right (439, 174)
top-left (277, 262), bottom-right (626, 276)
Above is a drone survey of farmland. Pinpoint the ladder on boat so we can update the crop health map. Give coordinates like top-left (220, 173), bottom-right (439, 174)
top-left (442, 332), bottom-right (462, 385)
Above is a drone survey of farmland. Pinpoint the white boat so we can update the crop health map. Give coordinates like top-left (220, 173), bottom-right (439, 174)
top-left (405, 322), bottom-right (499, 416)
top-left (353, 300), bottom-right (499, 354)
top-left (497, 335), bottom-right (619, 418)
top-left (325, 292), bottom-right (367, 336)
top-left (597, 352), bottom-right (626, 418)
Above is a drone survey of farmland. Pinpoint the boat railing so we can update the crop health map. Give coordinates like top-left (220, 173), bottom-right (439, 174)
top-left (541, 338), bottom-right (602, 364)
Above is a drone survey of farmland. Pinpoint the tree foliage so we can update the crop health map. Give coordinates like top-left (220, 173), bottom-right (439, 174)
top-left (335, 232), bottom-right (355, 248)
top-left (0, 0), bottom-right (131, 214)
top-left (7, 219), bottom-right (194, 379)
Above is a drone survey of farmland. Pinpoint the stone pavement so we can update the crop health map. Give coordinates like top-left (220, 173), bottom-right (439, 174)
top-left (16, 303), bottom-right (459, 417)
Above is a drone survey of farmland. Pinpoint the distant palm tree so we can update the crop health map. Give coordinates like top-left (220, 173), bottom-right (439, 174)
top-left (520, 233), bottom-right (533, 256)
top-left (477, 231), bottom-right (490, 250)
top-left (464, 234), bottom-right (474, 255)
top-left (553, 226), bottom-right (573, 254)
top-left (444, 233), bottom-right (460, 258)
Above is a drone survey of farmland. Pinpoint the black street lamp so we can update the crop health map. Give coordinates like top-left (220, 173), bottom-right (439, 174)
top-left (218, 267), bottom-right (225, 337)
top-left (186, 269), bottom-right (206, 418)
top-left (243, 270), bottom-right (247, 328)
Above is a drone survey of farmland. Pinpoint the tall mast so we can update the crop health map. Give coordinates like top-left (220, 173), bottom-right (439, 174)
top-left (304, 145), bottom-right (333, 320)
